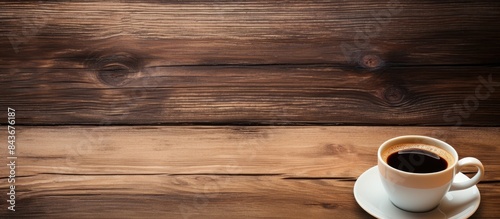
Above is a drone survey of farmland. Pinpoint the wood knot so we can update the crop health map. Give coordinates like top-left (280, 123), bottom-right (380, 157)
top-left (324, 143), bottom-right (347, 155)
top-left (87, 52), bottom-right (142, 86)
top-left (359, 54), bottom-right (384, 70)
top-left (321, 203), bottom-right (338, 209)
top-left (383, 85), bottom-right (407, 105)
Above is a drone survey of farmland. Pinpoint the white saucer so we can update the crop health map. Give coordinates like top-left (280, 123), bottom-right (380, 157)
top-left (354, 166), bottom-right (480, 219)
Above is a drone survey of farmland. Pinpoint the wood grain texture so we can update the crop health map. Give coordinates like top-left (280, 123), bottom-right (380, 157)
top-left (0, 126), bottom-right (499, 218)
top-left (7, 175), bottom-right (366, 219)
top-left (1, 1), bottom-right (500, 125)
top-left (1, 1), bottom-right (499, 218)
top-left (1, 66), bottom-right (500, 125)
top-left (4, 126), bottom-right (500, 179)
top-left (3, 175), bottom-right (498, 219)
top-left (1, 0), bottom-right (499, 66)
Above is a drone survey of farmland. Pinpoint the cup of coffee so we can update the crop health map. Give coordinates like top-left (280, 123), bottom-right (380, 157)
top-left (378, 135), bottom-right (484, 212)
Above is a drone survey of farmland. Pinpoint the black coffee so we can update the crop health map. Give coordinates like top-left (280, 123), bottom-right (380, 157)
top-left (387, 148), bottom-right (448, 173)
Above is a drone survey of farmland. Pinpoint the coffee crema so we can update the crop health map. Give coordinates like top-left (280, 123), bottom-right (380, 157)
top-left (382, 143), bottom-right (454, 173)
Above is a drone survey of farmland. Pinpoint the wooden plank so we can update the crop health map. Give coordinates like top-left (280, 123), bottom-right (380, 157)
top-left (0, 126), bottom-right (499, 218)
top-left (2, 1), bottom-right (500, 125)
top-left (1, 174), bottom-right (498, 218)
top-left (4, 126), bottom-right (498, 179)
top-left (0, 175), bottom-right (500, 218)
top-left (3, 175), bottom-right (368, 219)
top-left (1, 66), bottom-right (499, 125)
top-left (1, 1), bottom-right (499, 66)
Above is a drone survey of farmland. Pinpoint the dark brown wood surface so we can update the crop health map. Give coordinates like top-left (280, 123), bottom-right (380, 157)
top-left (0, 126), bottom-right (499, 218)
top-left (2, 66), bottom-right (500, 125)
top-left (1, 1), bottom-right (500, 125)
top-left (1, 1), bottom-right (499, 218)
top-left (1, 0), bottom-right (500, 66)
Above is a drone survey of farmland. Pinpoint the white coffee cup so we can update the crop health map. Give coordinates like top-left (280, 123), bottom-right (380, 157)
top-left (378, 135), bottom-right (484, 212)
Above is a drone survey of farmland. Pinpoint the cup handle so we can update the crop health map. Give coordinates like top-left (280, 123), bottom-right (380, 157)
top-left (450, 157), bottom-right (484, 191)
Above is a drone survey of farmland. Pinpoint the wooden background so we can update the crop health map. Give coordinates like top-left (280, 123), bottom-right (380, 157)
top-left (1, 0), bottom-right (499, 218)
